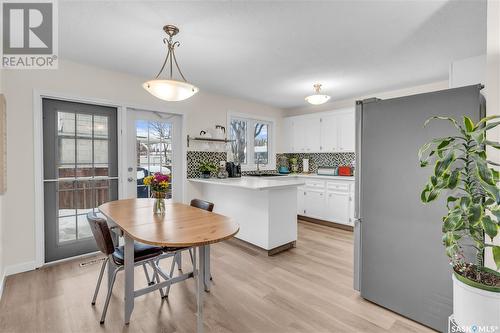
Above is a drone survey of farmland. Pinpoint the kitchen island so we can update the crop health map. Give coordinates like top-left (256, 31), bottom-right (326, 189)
top-left (189, 177), bottom-right (305, 255)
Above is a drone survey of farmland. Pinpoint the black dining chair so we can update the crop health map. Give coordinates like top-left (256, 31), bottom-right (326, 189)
top-left (87, 212), bottom-right (164, 324)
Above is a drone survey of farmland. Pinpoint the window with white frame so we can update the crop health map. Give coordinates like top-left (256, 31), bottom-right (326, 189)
top-left (229, 115), bottom-right (274, 170)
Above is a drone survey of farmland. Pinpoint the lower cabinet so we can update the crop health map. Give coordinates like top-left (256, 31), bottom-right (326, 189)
top-left (325, 191), bottom-right (350, 223)
top-left (304, 189), bottom-right (325, 219)
top-left (297, 178), bottom-right (355, 226)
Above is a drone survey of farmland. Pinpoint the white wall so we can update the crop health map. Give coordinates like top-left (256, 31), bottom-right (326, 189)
top-left (285, 80), bottom-right (448, 116)
top-left (485, 0), bottom-right (500, 271)
top-left (2, 60), bottom-right (284, 270)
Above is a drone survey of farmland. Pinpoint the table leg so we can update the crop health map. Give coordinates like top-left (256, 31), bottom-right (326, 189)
top-left (204, 245), bottom-right (210, 291)
top-left (196, 246), bottom-right (205, 333)
top-left (124, 234), bottom-right (135, 324)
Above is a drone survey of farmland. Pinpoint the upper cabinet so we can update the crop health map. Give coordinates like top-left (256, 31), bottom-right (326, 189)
top-left (284, 108), bottom-right (355, 153)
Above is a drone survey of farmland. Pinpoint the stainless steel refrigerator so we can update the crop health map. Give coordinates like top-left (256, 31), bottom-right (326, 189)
top-left (353, 84), bottom-right (485, 332)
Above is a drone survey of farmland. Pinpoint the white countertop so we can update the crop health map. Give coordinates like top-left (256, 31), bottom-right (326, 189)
top-left (288, 173), bottom-right (355, 181)
top-left (188, 176), bottom-right (306, 190)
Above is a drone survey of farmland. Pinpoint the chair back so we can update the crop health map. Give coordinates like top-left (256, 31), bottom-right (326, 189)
top-left (190, 199), bottom-right (214, 212)
top-left (87, 212), bottom-right (115, 255)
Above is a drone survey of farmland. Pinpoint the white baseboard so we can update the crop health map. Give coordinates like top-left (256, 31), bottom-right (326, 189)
top-left (4, 261), bottom-right (36, 276)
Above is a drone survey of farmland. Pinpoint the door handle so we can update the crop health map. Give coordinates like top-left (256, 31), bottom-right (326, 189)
top-left (127, 177), bottom-right (135, 182)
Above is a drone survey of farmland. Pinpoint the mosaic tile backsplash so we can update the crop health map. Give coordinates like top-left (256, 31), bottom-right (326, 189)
top-left (278, 152), bottom-right (355, 173)
top-left (187, 151), bottom-right (355, 178)
top-left (187, 151), bottom-right (227, 178)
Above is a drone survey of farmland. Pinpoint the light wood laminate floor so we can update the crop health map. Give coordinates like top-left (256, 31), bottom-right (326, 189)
top-left (0, 221), bottom-right (435, 332)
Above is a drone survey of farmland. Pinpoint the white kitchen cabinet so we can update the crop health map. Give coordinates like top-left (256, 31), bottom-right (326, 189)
top-left (303, 117), bottom-right (321, 152)
top-left (337, 111), bottom-right (355, 152)
top-left (319, 114), bottom-right (338, 152)
top-left (325, 191), bottom-right (350, 223)
top-left (285, 108), bottom-right (355, 153)
top-left (304, 189), bottom-right (325, 219)
top-left (296, 177), bottom-right (355, 226)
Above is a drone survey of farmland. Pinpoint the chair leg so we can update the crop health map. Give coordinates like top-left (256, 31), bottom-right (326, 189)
top-left (142, 263), bottom-right (154, 286)
top-left (164, 254), bottom-right (177, 297)
top-left (100, 267), bottom-right (119, 324)
top-left (177, 251), bottom-right (182, 271)
top-left (149, 261), bottom-right (165, 299)
top-left (92, 257), bottom-right (108, 306)
top-left (189, 248), bottom-right (194, 266)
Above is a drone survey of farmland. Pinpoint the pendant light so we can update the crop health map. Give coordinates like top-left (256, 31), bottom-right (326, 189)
top-left (143, 25), bottom-right (199, 101)
top-left (305, 84), bottom-right (330, 105)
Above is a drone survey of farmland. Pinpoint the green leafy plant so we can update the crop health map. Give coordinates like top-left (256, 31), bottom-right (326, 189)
top-left (419, 115), bottom-right (500, 287)
top-left (198, 161), bottom-right (217, 173)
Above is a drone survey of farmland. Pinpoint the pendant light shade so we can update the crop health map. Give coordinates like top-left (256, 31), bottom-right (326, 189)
top-left (305, 84), bottom-right (331, 105)
top-left (143, 25), bottom-right (199, 102)
top-left (143, 80), bottom-right (199, 102)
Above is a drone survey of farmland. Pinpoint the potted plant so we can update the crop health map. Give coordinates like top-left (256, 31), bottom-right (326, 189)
top-left (199, 161), bottom-right (217, 178)
top-left (143, 172), bottom-right (170, 214)
top-left (419, 115), bottom-right (500, 329)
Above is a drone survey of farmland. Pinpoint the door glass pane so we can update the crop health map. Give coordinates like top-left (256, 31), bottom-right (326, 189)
top-left (254, 122), bottom-right (268, 164)
top-left (77, 214), bottom-right (92, 239)
top-left (230, 119), bottom-right (247, 164)
top-left (94, 116), bottom-right (108, 138)
top-left (59, 216), bottom-right (76, 242)
top-left (94, 164), bottom-right (108, 177)
top-left (77, 139), bottom-right (92, 164)
top-left (59, 138), bottom-right (75, 165)
top-left (94, 179), bottom-right (110, 207)
top-left (58, 112), bottom-right (75, 135)
top-left (75, 180), bottom-right (93, 213)
top-left (136, 120), bottom-right (172, 198)
top-left (94, 140), bottom-right (108, 164)
top-left (77, 114), bottom-right (92, 137)
top-left (58, 181), bottom-right (75, 217)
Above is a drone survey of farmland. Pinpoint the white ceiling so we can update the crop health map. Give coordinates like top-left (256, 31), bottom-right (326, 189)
top-left (59, 0), bottom-right (486, 109)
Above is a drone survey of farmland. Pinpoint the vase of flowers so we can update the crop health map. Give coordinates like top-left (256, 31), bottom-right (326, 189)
top-left (143, 172), bottom-right (170, 215)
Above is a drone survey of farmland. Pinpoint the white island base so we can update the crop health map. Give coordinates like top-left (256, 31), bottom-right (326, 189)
top-left (189, 177), bottom-right (303, 254)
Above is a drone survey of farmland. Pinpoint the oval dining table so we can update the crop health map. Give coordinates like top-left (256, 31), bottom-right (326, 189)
top-left (98, 198), bottom-right (239, 333)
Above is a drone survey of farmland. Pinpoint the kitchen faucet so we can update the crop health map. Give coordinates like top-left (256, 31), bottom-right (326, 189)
top-left (256, 155), bottom-right (261, 174)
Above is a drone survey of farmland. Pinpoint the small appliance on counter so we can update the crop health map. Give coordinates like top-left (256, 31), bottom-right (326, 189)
top-left (338, 166), bottom-right (353, 176)
top-left (226, 162), bottom-right (241, 178)
top-left (317, 166), bottom-right (338, 176)
top-left (302, 159), bottom-right (310, 173)
top-left (217, 161), bottom-right (228, 179)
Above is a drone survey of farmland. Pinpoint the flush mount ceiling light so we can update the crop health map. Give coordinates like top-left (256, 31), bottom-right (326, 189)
top-left (305, 84), bottom-right (331, 105)
top-left (143, 25), bottom-right (199, 102)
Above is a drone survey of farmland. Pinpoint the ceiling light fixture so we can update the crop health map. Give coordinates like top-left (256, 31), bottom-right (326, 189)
top-left (305, 84), bottom-right (331, 105)
top-left (143, 25), bottom-right (199, 102)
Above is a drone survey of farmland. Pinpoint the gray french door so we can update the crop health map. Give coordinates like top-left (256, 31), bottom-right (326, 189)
top-left (43, 99), bottom-right (118, 263)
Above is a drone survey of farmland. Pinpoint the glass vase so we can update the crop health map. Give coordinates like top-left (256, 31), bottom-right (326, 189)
top-left (151, 191), bottom-right (166, 215)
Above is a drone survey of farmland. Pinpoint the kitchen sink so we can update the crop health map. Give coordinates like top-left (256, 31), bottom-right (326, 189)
top-left (247, 173), bottom-right (287, 177)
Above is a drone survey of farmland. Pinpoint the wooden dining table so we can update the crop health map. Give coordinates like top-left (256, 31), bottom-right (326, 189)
top-left (98, 198), bottom-right (239, 332)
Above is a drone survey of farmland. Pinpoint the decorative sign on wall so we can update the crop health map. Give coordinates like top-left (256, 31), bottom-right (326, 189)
top-left (0, 94), bottom-right (6, 193)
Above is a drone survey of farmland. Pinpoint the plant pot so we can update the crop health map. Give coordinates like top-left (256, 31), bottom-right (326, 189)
top-left (200, 171), bottom-right (211, 178)
top-left (453, 272), bottom-right (500, 330)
